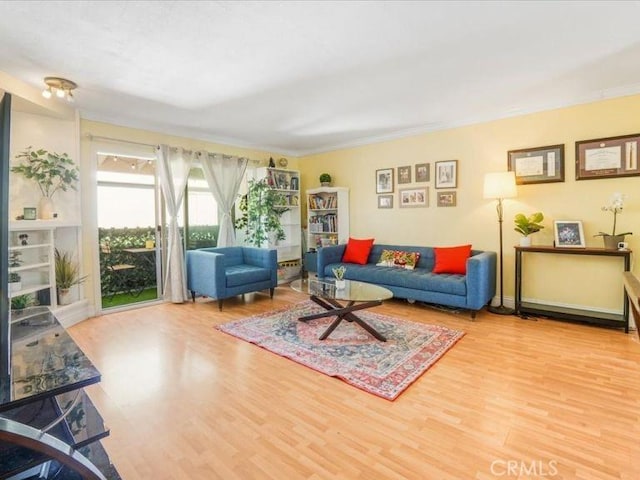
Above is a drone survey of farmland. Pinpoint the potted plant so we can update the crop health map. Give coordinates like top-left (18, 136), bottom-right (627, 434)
top-left (332, 265), bottom-right (346, 289)
top-left (9, 250), bottom-right (23, 292)
top-left (319, 173), bottom-right (332, 187)
top-left (55, 248), bottom-right (87, 305)
top-left (594, 193), bottom-right (633, 249)
top-left (11, 147), bottom-right (80, 219)
top-left (235, 178), bottom-right (287, 247)
top-left (514, 212), bottom-right (544, 246)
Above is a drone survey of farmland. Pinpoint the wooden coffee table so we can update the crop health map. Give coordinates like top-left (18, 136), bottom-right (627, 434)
top-left (290, 278), bottom-right (393, 341)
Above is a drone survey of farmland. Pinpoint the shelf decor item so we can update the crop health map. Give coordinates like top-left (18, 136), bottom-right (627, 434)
top-left (319, 173), bottom-right (332, 187)
top-left (513, 212), bottom-right (544, 246)
top-left (11, 147), bottom-right (80, 219)
top-left (55, 248), bottom-right (87, 305)
top-left (594, 192), bottom-right (632, 249)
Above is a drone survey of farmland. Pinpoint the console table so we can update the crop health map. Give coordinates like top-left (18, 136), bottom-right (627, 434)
top-left (514, 246), bottom-right (631, 332)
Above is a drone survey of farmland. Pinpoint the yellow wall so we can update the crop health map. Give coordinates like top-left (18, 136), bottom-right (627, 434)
top-left (299, 95), bottom-right (640, 313)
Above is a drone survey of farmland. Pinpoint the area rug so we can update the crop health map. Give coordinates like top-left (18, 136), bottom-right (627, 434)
top-left (216, 300), bottom-right (464, 400)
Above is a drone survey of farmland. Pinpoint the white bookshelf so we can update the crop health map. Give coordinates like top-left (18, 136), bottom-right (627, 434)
top-left (306, 187), bottom-right (349, 250)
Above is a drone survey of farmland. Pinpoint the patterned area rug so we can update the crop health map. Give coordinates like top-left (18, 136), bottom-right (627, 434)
top-left (216, 300), bottom-right (465, 400)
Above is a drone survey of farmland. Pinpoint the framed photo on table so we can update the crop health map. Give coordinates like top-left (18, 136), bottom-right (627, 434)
top-left (435, 160), bottom-right (457, 188)
top-left (575, 133), bottom-right (640, 180)
top-left (554, 220), bottom-right (586, 248)
top-left (508, 144), bottom-right (564, 185)
top-left (399, 187), bottom-right (428, 208)
top-left (376, 168), bottom-right (394, 193)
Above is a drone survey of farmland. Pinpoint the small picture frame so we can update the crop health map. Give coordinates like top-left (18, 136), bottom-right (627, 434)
top-left (378, 195), bottom-right (393, 209)
top-left (554, 220), bottom-right (586, 248)
top-left (575, 133), bottom-right (640, 180)
top-left (23, 207), bottom-right (37, 220)
top-left (415, 163), bottom-right (430, 182)
top-left (376, 168), bottom-right (394, 194)
top-left (436, 191), bottom-right (457, 207)
top-left (397, 165), bottom-right (412, 184)
top-left (435, 160), bottom-right (458, 189)
top-left (508, 144), bottom-right (565, 185)
top-left (399, 187), bottom-right (428, 208)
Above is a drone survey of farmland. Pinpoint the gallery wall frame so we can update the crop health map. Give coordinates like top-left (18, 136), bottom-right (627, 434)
top-left (575, 133), bottom-right (640, 180)
top-left (376, 168), bottom-right (394, 193)
top-left (435, 160), bottom-right (457, 189)
top-left (399, 187), bottom-right (428, 208)
top-left (508, 144), bottom-right (564, 185)
top-left (554, 220), bottom-right (586, 248)
top-left (436, 191), bottom-right (457, 207)
top-left (415, 163), bottom-right (430, 182)
top-left (397, 165), bottom-right (411, 184)
top-left (377, 195), bottom-right (393, 209)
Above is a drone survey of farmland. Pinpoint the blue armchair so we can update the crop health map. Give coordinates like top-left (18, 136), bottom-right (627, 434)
top-left (186, 246), bottom-right (278, 310)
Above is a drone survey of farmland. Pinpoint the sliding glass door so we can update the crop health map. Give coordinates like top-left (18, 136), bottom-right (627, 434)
top-left (97, 154), bottom-right (162, 309)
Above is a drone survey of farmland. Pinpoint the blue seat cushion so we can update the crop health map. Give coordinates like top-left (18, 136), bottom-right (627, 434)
top-left (226, 264), bottom-right (271, 287)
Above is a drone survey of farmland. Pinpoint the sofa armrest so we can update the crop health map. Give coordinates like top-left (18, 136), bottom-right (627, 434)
top-left (186, 250), bottom-right (226, 297)
top-left (317, 245), bottom-right (346, 278)
top-left (465, 251), bottom-right (497, 310)
top-left (243, 247), bottom-right (278, 286)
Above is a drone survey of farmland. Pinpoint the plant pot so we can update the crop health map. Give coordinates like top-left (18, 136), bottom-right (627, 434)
top-left (58, 288), bottom-right (72, 306)
top-left (335, 279), bottom-right (346, 289)
top-left (321, 182), bottom-right (331, 187)
top-left (519, 236), bottom-right (532, 247)
top-left (603, 234), bottom-right (625, 250)
top-left (9, 281), bottom-right (21, 292)
top-left (39, 196), bottom-right (54, 220)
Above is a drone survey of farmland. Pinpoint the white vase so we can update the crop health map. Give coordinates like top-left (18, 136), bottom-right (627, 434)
top-left (58, 288), bottom-right (71, 306)
top-left (519, 236), bottom-right (532, 247)
top-left (39, 196), bottom-right (54, 220)
top-left (10, 281), bottom-right (21, 292)
top-left (335, 279), bottom-right (346, 289)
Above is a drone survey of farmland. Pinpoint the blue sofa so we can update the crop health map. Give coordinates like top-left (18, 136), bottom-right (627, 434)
top-left (317, 244), bottom-right (496, 318)
top-left (186, 246), bottom-right (278, 310)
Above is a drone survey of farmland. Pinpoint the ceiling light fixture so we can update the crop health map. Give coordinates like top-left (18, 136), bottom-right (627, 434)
top-left (42, 76), bottom-right (77, 102)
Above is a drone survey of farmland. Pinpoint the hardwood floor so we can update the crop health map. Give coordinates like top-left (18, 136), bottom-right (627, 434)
top-left (68, 287), bottom-right (640, 480)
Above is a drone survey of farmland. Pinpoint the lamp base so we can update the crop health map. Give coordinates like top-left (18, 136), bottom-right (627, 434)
top-left (487, 305), bottom-right (515, 316)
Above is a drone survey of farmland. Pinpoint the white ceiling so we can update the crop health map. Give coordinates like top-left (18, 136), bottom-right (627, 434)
top-left (1, 1), bottom-right (640, 156)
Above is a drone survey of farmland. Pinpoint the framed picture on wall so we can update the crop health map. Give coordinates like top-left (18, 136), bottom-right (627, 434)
top-left (399, 187), bottom-right (428, 208)
top-left (575, 133), bottom-right (640, 180)
top-left (554, 220), bottom-right (586, 248)
top-left (435, 160), bottom-right (457, 188)
top-left (397, 165), bottom-right (411, 184)
top-left (376, 168), bottom-right (394, 193)
top-left (436, 191), bottom-right (457, 207)
top-left (415, 163), bottom-right (430, 182)
top-left (378, 195), bottom-right (393, 209)
top-left (508, 144), bottom-right (565, 185)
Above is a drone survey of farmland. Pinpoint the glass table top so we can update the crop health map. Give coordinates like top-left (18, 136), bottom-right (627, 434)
top-left (290, 278), bottom-right (393, 302)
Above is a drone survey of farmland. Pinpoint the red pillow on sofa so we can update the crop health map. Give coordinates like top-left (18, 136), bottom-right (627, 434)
top-left (433, 244), bottom-right (472, 274)
top-left (342, 237), bottom-right (375, 265)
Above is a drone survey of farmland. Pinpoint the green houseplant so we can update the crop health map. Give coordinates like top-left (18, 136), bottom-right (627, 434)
top-left (514, 212), bottom-right (544, 246)
top-left (9, 250), bottom-right (22, 292)
top-left (235, 178), bottom-right (287, 247)
top-left (319, 173), bottom-right (332, 186)
top-left (11, 147), bottom-right (80, 219)
top-left (55, 248), bottom-right (87, 305)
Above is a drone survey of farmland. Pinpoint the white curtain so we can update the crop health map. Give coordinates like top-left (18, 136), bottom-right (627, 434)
top-left (157, 145), bottom-right (193, 303)
top-left (200, 152), bottom-right (248, 247)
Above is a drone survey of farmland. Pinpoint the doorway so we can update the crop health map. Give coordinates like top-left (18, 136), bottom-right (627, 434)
top-left (97, 154), bottom-right (162, 309)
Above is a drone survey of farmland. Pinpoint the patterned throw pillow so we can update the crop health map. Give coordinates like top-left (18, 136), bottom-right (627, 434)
top-left (377, 249), bottom-right (421, 270)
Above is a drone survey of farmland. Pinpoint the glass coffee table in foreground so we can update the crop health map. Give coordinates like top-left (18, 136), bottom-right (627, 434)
top-left (290, 278), bottom-right (393, 341)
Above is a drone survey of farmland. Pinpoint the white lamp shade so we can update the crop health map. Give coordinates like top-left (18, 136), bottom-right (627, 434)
top-left (483, 171), bottom-right (517, 199)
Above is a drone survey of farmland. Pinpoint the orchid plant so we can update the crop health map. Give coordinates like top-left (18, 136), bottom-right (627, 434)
top-left (595, 193), bottom-right (632, 237)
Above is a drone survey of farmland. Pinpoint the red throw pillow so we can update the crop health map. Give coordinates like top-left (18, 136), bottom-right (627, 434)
top-left (433, 244), bottom-right (472, 274)
top-left (342, 237), bottom-right (375, 265)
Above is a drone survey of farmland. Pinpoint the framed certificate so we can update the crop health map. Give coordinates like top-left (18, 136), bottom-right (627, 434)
top-left (508, 144), bottom-right (564, 185)
top-left (575, 133), bottom-right (640, 180)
